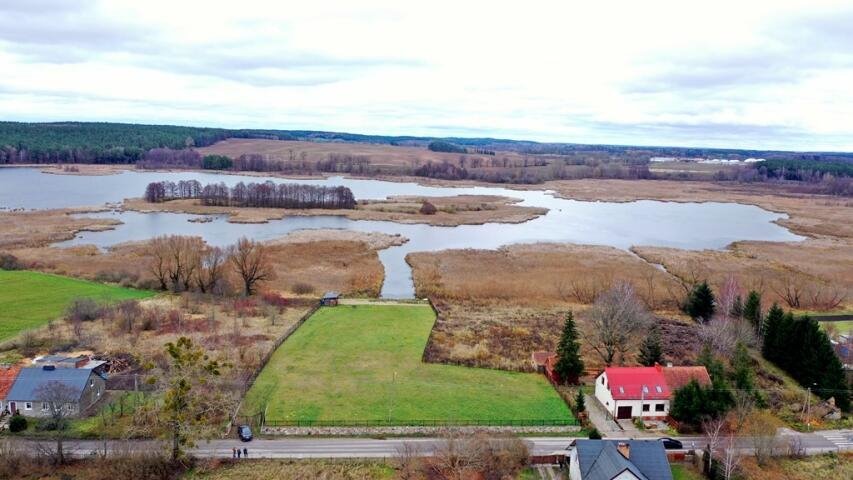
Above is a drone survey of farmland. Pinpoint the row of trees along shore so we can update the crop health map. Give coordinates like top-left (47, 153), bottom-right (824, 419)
top-left (143, 180), bottom-right (357, 209)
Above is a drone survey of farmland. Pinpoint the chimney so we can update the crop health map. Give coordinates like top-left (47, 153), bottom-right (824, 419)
top-left (666, 361), bottom-right (673, 368)
top-left (617, 442), bottom-right (630, 459)
top-left (654, 362), bottom-right (662, 372)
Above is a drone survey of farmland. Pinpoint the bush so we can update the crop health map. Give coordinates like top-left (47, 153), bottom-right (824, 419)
top-left (65, 297), bottom-right (104, 322)
top-left (419, 201), bottom-right (438, 215)
top-left (0, 253), bottom-right (24, 270)
top-left (588, 428), bottom-right (601, 439)
top-left (261, 291), bottom-right (289, 310)
top-left (9, 414), bottom-right (27, 433)
top-left (291, 282), bottom-right (315, 295)
top-left (35, 417), bottom-right (68, 432)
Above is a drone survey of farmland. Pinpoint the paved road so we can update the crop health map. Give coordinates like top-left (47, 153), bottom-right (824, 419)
top-left (14, 431), bottom-right (849, 459)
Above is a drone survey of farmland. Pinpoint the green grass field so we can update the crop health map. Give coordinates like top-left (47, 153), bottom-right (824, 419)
top-left (670, 465), bottom-right (704, 480)
top-left (820, 320), bottom-right (853, 335)
top-left (0, 270), bottom-right (154, 343)
top-left (243, 304), bottom-right (573, 424)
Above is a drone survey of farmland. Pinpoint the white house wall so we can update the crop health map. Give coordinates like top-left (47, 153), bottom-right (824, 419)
top-left (594, 372), bottom-right (671, 418)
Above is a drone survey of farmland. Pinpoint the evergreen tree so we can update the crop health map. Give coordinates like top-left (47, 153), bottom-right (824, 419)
top-left (638, 326), bottom-right (664, 366)
top-left (554, 312), bottom-right (584, 385)
top-left (684, 281), bottom-right (716, 323)
top-left (743, 290), bottom-right (762, 333)
top-left (761, 303), bottom-right (784, 360)
top-left (761, 308), bottom-right (850, 412)
top-left (575, 389), bottom-right (586, 414)
top-left (732, 341), bottom-right (754, 393)
top-left (730, 295), bottom-right (744, 320)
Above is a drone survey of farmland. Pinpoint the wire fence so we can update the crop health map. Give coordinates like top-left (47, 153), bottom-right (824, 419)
top-left (262, 418), bottom-right (579, 428)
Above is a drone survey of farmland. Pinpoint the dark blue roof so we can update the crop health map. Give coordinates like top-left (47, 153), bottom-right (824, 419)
top-left (575, 440), bottom-right (672, 480)
top-left (6, 367), bottom-right (94, 401)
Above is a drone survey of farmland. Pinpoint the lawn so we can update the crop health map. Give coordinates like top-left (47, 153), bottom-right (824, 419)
top-left (0, 270), bottom-right (154, 343)
top-left (670, 464), bottom-right (704, 480)
top-left (820, 320), bottom-right (853, 335)
top-left (243, 304), bottom-right (573, 424)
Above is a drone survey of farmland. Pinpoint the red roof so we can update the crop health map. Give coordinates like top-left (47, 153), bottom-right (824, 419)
top-left (662, 366), bottom-right (712, 391)
top-left (603, 366), bottom-right (670, 400)
top-left (531, 351), bottom-right (552, 367)
top-left (0, 365), bottom-right (21, 400)
top-left (602, 364), bottom-right (713, 401)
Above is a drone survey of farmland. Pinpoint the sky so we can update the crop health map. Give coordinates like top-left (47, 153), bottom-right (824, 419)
top-left (1, 0), bottom-right (852, 151)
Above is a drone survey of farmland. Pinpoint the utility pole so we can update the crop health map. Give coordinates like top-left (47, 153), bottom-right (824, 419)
top-left (805, 387), bottom-right (812, 431)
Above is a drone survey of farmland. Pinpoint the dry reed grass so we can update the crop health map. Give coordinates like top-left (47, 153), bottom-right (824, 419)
top-left (408, 243), bottom-right (682, 310)
top-left (10, 234), bottom-right (390, 297)
top-left (0, 209), bottom-right (119, 249)
top-left (634, 237), bottom-right (853, 311)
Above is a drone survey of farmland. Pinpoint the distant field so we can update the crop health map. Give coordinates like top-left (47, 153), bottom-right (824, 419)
top-left (0, 270), bottom-right (154, 342)
top-left (242, 304), bottom-right (572, 424)
top-left (197, 138), bottom-right (525, 169)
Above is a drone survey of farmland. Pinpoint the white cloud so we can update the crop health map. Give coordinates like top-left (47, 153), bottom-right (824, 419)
top-left (1, 0), bottom-right (852, 150)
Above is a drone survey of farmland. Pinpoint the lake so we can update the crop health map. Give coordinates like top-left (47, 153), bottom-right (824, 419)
top-left (0, 167), bottom-right (804, 297)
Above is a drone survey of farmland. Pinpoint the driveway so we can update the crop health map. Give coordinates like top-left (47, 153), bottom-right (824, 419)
top-left (583, 394), bottom-right (622, 436)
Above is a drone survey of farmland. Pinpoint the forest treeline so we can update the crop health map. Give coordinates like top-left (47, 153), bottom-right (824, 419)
top-left (0, 122), bottom-right (236, 164)
top-left (2, 121), bottom-right (851, 192)
top-left (143, 180), bottom-right (357, 209)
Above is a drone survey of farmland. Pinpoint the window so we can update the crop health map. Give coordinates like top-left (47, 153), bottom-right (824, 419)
top-left (41, 402), bottom-right (49, 411)
top-left (24, 402), bottom-right (32, 410)
top-left (618, 386), bottom-right (624, 394)
top-left (642, 403), bottom-right (650, 412)
top-left (655, 385), bottom-right (663, 393)
top-left (642, 386), bottom-right (649, 394)
top-left (655, 403), bottom-right (666, 412)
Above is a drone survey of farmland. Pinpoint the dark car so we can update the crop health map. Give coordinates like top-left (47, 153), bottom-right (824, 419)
top-left (658, 437), bottom-right (683, 449)
top-left (237, 425), bottom-right (253, 442)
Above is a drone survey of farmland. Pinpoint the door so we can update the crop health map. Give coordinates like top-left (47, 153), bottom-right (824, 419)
top-left (616, 405), bottom-right (633, 419)
top-left (8, 401), bottom-right (16, 415)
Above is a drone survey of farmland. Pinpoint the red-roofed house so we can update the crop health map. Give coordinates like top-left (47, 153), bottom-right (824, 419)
top-left (594, 364), bottom-right (711, 420)
top-left (0, 365), bottom-right (22, 415)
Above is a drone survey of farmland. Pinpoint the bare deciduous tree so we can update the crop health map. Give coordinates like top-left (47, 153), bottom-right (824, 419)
top-left (582, 282), bottom-right (651, 366)
top-left (720, 433), bottom-right (741, 480)
top-left (230, 237), bottom-right (274, 296)
top-left (395, 442), bottom-right (423, 480)
top-left (34, 381), bottom-right (79, 464)
top-left (195, 246), bottom-right (227, 294)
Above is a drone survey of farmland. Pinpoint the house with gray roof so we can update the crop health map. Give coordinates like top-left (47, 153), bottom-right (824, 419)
top-left (568, 440), bottom-right (673, 480)
top-left (5, 365), bottom-right (105, 417)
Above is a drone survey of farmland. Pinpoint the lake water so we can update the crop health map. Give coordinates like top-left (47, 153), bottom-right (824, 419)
top-left (0, 167), bottom-right (804, 297)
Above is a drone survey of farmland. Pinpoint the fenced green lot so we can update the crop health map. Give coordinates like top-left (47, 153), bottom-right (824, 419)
top-left (0, 270), bottom-right (154, 343)
top-left (242, 304), bottom-right (573, 425)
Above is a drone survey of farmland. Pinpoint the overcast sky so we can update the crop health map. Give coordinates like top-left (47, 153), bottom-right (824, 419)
top-left (1, 1), bottom-right (852, 151)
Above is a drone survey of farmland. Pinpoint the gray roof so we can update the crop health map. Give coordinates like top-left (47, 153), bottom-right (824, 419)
top-left (575, 440), bottom-right (672, 480)
top-left (322, 291), bottom-right (340, 299)
top-left (6, 367), bottom-right (95, 402)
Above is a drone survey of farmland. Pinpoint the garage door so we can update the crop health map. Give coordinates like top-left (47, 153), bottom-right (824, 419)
top-left (616, 406), bottom-right (633, 419)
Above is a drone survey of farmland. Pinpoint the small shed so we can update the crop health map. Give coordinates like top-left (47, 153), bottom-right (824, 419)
top-left (320, 291), bottom-right (341, 307)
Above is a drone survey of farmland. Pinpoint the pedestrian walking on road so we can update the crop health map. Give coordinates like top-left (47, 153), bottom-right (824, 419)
top-left (243, 447), bottom-right (248, 458)
top-left (232, 447), bottom-right (236, 458)
top-left (237, 448), bottom-right (241, 459)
